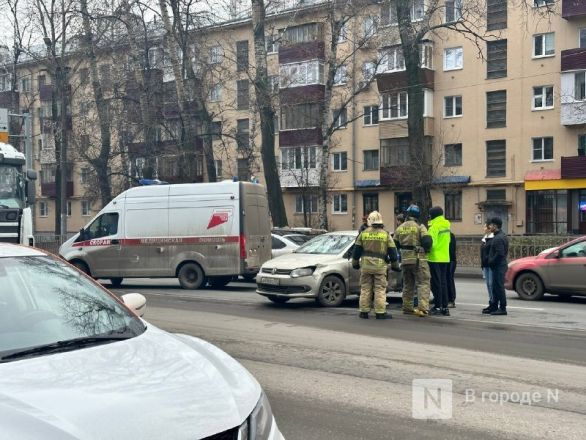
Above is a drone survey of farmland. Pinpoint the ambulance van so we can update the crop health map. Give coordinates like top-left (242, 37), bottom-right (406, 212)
top-left (59, 181), bottom-right (271, 289)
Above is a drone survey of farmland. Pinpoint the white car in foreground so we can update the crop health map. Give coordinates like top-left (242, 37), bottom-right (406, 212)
top-left (0, 244), bottom-right (284, 440)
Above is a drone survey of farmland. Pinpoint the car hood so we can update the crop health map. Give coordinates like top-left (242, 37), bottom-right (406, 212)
top-left (0, 326), bottom-right (259, 440)
top-left (58, 234), bottom-right (79, 256)
top-left (263, 252), bottom-right (345, 269)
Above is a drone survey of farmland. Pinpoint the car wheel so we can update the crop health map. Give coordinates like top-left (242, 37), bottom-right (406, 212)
top-left (209, 276), bottom-right (232, 288)
top-left (267, 295), bottom-right (290, 304)
top-left (316, 275), bottom-right (346, 307)
top-left (178, 263), bottom-right (205, 290)
top-left (72, 260), bottom-right (91, 276)
top-left (515, 272), bottom-right (545, 301)
top-left (110, 277), bottom-right (123, 288)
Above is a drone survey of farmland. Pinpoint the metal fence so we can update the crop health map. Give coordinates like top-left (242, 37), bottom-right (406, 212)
top-left (34, 234), bottom-right (70, 255)
top-left (457, 235), bottom-right (580, 267)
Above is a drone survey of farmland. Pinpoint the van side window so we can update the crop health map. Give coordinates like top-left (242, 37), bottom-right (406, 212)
top-left (87, 213), bottom-right (119, 239)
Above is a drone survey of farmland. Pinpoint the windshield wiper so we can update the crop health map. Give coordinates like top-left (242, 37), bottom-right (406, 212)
top-left (0, 334), bottom-right (135, 363)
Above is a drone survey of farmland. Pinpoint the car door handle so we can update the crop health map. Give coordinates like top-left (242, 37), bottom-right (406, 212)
top-left (111, 239), bottom-right (120, 245)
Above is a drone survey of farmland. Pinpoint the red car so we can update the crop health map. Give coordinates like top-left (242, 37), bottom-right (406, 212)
top-left (505, 236), bottom-right (586, 300)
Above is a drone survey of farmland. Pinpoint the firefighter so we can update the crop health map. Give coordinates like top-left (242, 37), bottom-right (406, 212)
top-left (352, 211), bottom-right (399, 320)
top-left (394, 204), bottom-right (433, 317)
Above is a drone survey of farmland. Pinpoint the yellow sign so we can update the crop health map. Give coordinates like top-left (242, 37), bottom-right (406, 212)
top-left (0, 132), bottom-right (8, 143)
top-left (525, 179), bottom-right (586, 191)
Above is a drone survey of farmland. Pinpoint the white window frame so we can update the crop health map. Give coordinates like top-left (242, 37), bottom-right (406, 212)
top-left (333, 108), bottom-right (347, 129)
top-left (215, 160), bottom-right (222, 177)
top-left (444, 95), bottom-right (463, 118)
top-left (532, 85), bottom-right (554, 110)
top-left (80, 167), bottom-right (90, 184)
top-left (362, 62), bottom-right (376, 82)
top-left (532, 137), bottom-right (554, 162)
top-left (533, 0), bottom-right (554, 7)
top-left (39, 201), bottom-right (48, 217)
top-left (444, 47), bottom-right (463, 71)
top-left (580, 28), bottom-right (586, 49)
top-left (411, 0), bottom-right (426, 21)
top-left (281, 146), bottom-right (317, 170)
top-left (66, 201), bottom-right (72, 217)
top-left (332, 152), bottom-right (348, 172)
top-left (575, 72), bottom-right (586, 101)
top-left (378, 46), bottom-right (405, 73)
top-left (338, 22), bottom-right (348, 43)
top-left (445, 0), bottom-right (463, 23)
top-left (20, 77), bottom-right (31, 92)
top-left (209, 84), bottom-right (222, 102)
top-left (362, 16), bottom-right (377, 39)
top-left (81, 200), bottom-right (91, 217)
top-left (279, 60), bottom-right (324, 88)
top-left (533, 33), bottom-right (555, 58)
top-left (363, 150), bottom-right (380, 171)
top-left (332, 194), bottom-right (348, 214)
top-left (380, 91), bottom-right (408, 120)
top-left (333, 65), bottom-right (347, 86)
top-left (209, 46), bottom-right (222, 64)
top-left (296, 194), bottom-right (318, 214)
top-left (363, 105), bottom-right (379, 126)
top-left (266, 34), bottom-right (279, 54)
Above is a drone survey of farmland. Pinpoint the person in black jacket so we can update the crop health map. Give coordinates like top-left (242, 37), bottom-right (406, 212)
top-left (480, 222), bottom-right (495, 314)
top-left (447, 232), bottom-right (457, 308)
top-left (487, 217), bottom-right (509, 315)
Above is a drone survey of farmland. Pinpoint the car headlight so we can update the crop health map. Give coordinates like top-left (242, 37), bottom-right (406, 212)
top-left (290, 267), bottom-right (314, 278)
top-left (238, 392), bottom-right (273, 440)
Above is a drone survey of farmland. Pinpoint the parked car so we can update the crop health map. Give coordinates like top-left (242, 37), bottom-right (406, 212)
top-left (271, 233), bottom-right (307, 258)
top-left (257, 231), bottom-right (402, 307)
top-left (272, 227), bottom-right (327, 237)
top-left (0, 244), bottom-right (284, 440)
top-left (505, 236), bottom-right (586, 300)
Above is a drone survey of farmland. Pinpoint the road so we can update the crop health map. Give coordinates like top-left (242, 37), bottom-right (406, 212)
top-left (113, 278), bottom-right (586, 440)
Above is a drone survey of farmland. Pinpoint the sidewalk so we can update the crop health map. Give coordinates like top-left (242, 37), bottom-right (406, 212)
top-left (455, 266), bottom-right (483, 279)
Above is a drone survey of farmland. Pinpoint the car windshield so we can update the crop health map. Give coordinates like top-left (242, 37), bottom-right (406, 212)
top-left (285, 235), bottom-right (313, 245)
top-left (294, 233), bottom-right (356, 255)
top-left (0, 255), bottom-right (145, 360)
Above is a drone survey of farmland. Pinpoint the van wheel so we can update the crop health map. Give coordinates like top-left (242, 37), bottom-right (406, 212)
top-left (178, 263), bottom-right (205, 290)
top-left (72, 260), bottom-right (91, 276)
top-left (515, 272), bottom-right (545, 301)
top-left (316, 275), bottom-right (346, 307)
top-left (209, 276), bottom-right (232, 288)
top-left (110, 278), bottom-right (123, 288)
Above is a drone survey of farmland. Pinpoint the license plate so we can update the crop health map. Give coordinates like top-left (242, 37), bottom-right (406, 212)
top-left (261, 277), bottom-right (279, 286)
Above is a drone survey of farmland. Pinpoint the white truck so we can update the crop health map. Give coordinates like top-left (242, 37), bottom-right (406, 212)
top-left (0, 142), bottom-right (36, 246)
top-left (59, 180), bottom-right (272, 289)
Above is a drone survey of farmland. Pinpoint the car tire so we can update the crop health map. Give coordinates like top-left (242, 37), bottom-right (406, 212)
top-left (178, 263), bottom-right (205, 290)
top-left (267, 295), bottom-right (290, 304)
top-left (110, 277), bottom-right (123, 288)
top-left (209, 276), bottom-right (232, 288)
top-left (515, 272), bottom-right (545, 301)
top-left (316, 275), bottom-right (346, 307)
top-left (72, 260), bottom-right (91, 276)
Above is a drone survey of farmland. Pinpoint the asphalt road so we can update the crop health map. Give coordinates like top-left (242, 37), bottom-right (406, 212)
top-left (112, 278), bottom-right (586, 440)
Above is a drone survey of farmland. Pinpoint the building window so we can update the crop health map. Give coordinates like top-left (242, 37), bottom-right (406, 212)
top-left (333, 194), bottom-right (348, 214)
top-left (486, 140), bottom-right (506, 177)
top-left (487, 39), bottom-right (507, 79)
top-left (268, 75), bottom-right (279, 93)
top-left (78, 68), bottom-right (89, 86)
top-left (412, 0), bottom-right (425, 20)
top-left (363, 105), bottom-right (379, 126)
top-left (445, 0), bottom-right (462, 22)
top-left (526, 190), bottom-right (567, 234)
top-left (378, 46), bottom-right (405, 73)
top-left (337, 21), bottom-right (348, 43)
top-left (381, 91), bottom-right (408, 120)
top-left (236, 40), bottom-right (249, 72)
top-left (575, 72), bottom-right (586, 101)
top-left (363, 193), bottom-right (379, 214)
top-left (282, 146), bottom-right (317, 170)
top-left (236, 80), bottom-right (249, 110)
top-left (281, 103), bottom-right (320, 130)
top-left (444, 191), bottom-right (462, 221)
top-left (580, 29), bottom-right (586, 49)
top-left (444, 47), bottom-right (463, 71)
top-left (487, 189), bottom-right (506, 201)
top-left (486, 90), bottom-right (506, 128)
top-left (487, 0), bottom-right (507, 31)
top-left (39, 201), bottom-right (48, 217)
top-left (444, 96), bottom-right (462, 118)
top-left (579, 135), bottom-right (586, 156)
top-left (445, 143), bottom-right (462, 166)
top-left (533, 33), bottom-right (555, 58)
top-left (210, 46), bottom-right (222, 64)
top-left (66, 201), bottom-right (72, 217)
top-left (333, 65), bottom-right (347, 85)
top-left (279, 60), bottom-right (324, 88)
top-left (362, 62), bottom-right (376, 82)
top-left (362, 16), bottom-right (377, 39)
top-left (80, 167), bottom-right (90, 184)
top-left (532, 137), bottom-right (554, 161)
top-left (533, 86), bottom-right (554, 110)
top-left (215, 160), bottom-right (222, 177)
top-left (381, 0), bottom-right (398, 25)
top-left (381, 138), bottom-right (410, 166)
top-left (333, 108), bottom-right (347, 129)
top-left (363, 150), bottom-right (379, 171)
top-left (266, 33), bottom-right (279, 53)
top-left (333, 152), bottom-right (347, 171)
top-left (533, 0), bottom-right (554, 7)
top-left (296, 194), bottom-right (318, 214)
top-left (209, 84), bottom-right (222, 102)
top-left (237, 158), bottom-right (250, 181)
top-left (211, 121), bottom-right (222, 140)
top-left (236, 119), bottom-right (249, 150)
top-left (81, 200), bottom-right (91, 217)
top-left (20, 77), bottom-right (31, 92)
top-left (282, 23), bottom-right (321, 45)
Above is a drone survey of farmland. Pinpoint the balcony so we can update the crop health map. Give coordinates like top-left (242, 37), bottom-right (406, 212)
top-left (379, 117), bottom-right (434, 139)
top-left (279, 41), bottom-right (325, 64)
top-left (39, 84), bottom-right (53, 101)
top-left (380, 165), bottom-right (413, 188)
top-left (0, 91), bottom-right (19, 108)
top-left (41, 181), bottom-right (74, 198)
top-left (562, 0), bottom-right (586, 19)
top-left (279, 128), bottom-right (322, 147)
top-left (377, 68), bottom-right (434, 92)
top-left (279, 168), bottom-right (319, 188)
top-left (561, 48), bottom-right (586, 72)
top-left (280, 85), bottom-right (324, 105)
top-left (561, 155), bottom-right (586, 179)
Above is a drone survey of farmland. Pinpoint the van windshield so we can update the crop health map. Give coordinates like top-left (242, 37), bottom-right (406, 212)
top-left (294, 234), bottom-right (356, 255)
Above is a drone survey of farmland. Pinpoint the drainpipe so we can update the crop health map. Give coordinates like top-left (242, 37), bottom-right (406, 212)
top-left (350, 18), bottom-right (358, 229)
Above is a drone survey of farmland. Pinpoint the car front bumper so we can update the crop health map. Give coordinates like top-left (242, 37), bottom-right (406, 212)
top-left (255, 273), bottom-right (321, 299)
top-left (504, 268), bottom-right (515, 290)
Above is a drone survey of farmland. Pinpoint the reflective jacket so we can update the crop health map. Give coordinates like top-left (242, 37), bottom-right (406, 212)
top-left (352, 226), bottom-right (397, 271)
top-left (428, 215), bottom-right (451, 263)
top-left (394, 219), bottom-right (431, 265)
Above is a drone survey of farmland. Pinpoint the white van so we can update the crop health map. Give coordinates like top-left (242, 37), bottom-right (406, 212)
top-left (59, 181), bottom-right (271, 289)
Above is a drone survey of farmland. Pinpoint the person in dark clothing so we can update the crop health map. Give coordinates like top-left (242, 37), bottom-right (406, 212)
top-left (358, 215), bottom-right (369, 234)
top-left (447, 232), bottom-right (457, 308)
top-left (487, 217), bottom-right (509, 315)
top-left (480, 222), bottom-right (495, 314)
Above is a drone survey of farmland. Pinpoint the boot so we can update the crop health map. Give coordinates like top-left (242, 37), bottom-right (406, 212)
top-left (441, 308), bottom-right (450, 316)
top-left (403, 308), bottom-right (416, 315)
top-left (376, 313), bottom-right (391, 320)
top-left (448, 301), bottom-right (456, 308)
top-left (430, 308), bottom-right (442, 316)
top-left (490, 309), bottom-right (508, 316)
top-left (359, 312), bottom-right (369, 319)
top-left (482, 302), bottom-right (498, 314)
top-left (413, 309), bottom-right (428, 317)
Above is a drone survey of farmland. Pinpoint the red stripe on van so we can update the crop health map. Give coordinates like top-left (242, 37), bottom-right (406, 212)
top-left (72, 236), bottom-right (239, 247)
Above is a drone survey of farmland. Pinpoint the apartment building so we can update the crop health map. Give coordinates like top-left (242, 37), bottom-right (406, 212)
top-left (2, 0), bottom-right (586, 235)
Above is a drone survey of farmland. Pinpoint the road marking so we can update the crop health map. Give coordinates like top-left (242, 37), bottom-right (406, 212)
top-left (454, 303), bottom-right (545, 311)
top-left (454, 317), bottom-right (586, 332)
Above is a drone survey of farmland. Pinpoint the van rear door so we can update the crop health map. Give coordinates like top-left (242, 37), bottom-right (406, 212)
top-left (240, 183), bottom-right (271, 274)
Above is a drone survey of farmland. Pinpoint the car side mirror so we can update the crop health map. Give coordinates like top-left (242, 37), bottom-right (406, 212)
top-left (551, 250), bottom-right (560, 259)
top-left (122, 293), bottom-right (147, 317)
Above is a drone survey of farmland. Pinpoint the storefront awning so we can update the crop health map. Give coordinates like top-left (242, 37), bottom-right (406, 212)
top-left (432, 175), bottom-right (471, 185)
top-left (524, 169), bottom-right (586, 190)
top-left (355, 179), bottom-right (380, 188)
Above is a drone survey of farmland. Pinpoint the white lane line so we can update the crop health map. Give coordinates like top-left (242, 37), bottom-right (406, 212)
top-left (453, 302), bottom-right (546, 311)
top-left (454, 317), bottom-right (586, 332)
